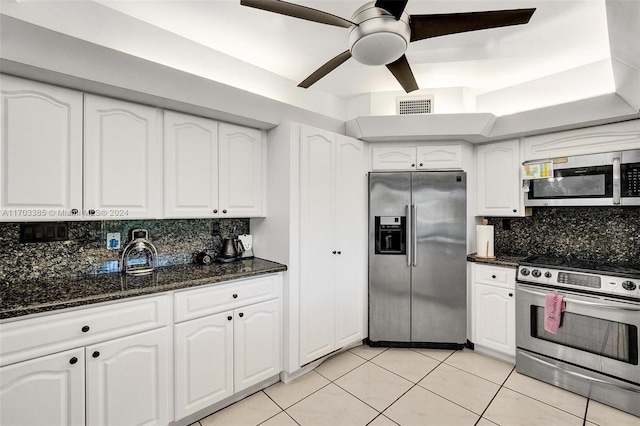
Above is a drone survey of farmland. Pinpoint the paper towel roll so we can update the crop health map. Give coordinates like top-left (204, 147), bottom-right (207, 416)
top-left (476, 225), bottom-right (495, 258)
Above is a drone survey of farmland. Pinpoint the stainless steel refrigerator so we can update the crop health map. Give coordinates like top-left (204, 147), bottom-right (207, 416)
top-left (368, 171), bottom-right (467, 348)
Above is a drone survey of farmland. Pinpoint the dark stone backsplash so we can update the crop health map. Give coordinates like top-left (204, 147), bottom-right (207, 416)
top-left (0, 219), bottom-right (249, 282)
top-left (486, 207), bottom-right (640, 264)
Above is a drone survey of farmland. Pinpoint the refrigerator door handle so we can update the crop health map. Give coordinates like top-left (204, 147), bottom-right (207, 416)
top-left (406, 204), bottom-right (411, 267)
top-left (412, 204), bottom-right (417, 266)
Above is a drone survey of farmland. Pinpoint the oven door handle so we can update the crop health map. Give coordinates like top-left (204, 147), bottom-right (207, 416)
top-left (518, 288), bottom-right (640, 311)
top-left (519, 351), bottom-right (640, 394)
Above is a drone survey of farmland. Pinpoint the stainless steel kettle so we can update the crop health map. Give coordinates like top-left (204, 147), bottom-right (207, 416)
top-left (220, 238), bottom-right (244, 259)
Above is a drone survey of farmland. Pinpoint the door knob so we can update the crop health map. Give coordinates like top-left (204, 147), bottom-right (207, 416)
top-left (69, 357), bottom-right (78, 365)
top-left (92, 351), bottom-right (100, 358)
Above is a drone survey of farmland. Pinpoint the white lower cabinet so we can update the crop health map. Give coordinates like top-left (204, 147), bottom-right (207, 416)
top-left (0, 327), bottom-right (169, 426)
top-left (0, 348), bottom-right (85, 426)
top-left (174, 311), bottom-right (234, 419)
top-left (173, 276), bottom-right (282, 421)
top-left (0, 295), bottom-right (169, 426)
top-left (86, 328), bottom-right (170, 426)
top-left (472, 264), bottom-right (516, 359)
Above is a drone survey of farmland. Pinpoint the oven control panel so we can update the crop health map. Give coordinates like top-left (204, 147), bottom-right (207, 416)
top-left (518, 266), bottom-right (640, 299)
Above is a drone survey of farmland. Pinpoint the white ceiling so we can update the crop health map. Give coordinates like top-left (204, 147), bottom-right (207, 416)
top-left (93, 0), bottom-right (612, 99)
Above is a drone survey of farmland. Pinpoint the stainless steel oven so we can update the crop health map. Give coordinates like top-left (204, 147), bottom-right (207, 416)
top-left (524, 149), bottom-right (640, 207)
top-left (515, 256), bottom-right (640, 417)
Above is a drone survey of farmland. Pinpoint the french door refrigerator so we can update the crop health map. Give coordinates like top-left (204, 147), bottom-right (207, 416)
top-left (368, 171), bottom-right (467, 348)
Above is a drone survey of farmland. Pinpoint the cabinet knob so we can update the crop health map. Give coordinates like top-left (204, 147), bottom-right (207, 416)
top-left (419, 163), bottom-right (423, 167)
top-left (82, 326), bottom-right (90, 333)
top-left (509, 293), bottom-right (513, 297)
top-left (332, 251), bottom-right (337, 254)
top-left (71, 209), bottom-right (78, 215)
top-left (513, 209), bottom-right (517, 213)
top-left (88, 209), bottom-right (96, 216)
top-left (233, 294), bottom-right (238, 299)
top-left (238, 312), bottom-right (244, 318)
top-left (69, 357), bottom-right (78, 365)
top-left (222, 209), bottom-right (227, 214)
top-left (92, 351), bottom-right (100, 358)
top-left (213, 209), bottom-right (218, 214)
top-left (227, 316), bottom-right (232, 321)
top-left (411, 163), bottom-right (415, 167)
top-left (491, 275), bottom-right (496, 279)
top-left (337, 251), bottom-right (341, 255)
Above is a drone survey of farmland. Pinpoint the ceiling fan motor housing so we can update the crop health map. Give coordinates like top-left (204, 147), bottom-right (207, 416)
top-left (348, 2), bottom-right (411, 66)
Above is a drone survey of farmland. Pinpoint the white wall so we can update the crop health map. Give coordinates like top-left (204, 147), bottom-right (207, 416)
top-left (0, 0), bottom-right (348, 121)
top-left (476, 60), bottom-right (616, 116)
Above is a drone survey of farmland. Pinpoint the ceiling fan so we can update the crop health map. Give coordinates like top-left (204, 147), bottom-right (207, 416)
top-left (240, 0), bottom-right (536, 92)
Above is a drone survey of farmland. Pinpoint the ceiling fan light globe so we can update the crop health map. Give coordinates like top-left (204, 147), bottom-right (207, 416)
top-left (348, 3), bottom-right (411, 66)
top-left (350, 32), bottom-right (407, 65)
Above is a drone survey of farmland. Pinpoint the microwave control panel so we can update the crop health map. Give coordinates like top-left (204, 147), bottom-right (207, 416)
top-left (622, 163), bottom-right (640, 197)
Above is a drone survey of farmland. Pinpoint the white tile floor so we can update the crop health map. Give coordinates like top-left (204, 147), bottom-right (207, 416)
top-left (193, 346), bottom-right (640, 426)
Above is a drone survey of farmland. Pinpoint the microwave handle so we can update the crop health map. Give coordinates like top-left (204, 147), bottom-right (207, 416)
top-left (613, 156), bottom-right (621, 205)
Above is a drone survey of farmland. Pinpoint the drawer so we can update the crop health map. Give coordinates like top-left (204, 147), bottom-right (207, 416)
top-left (474, 264), bottom-right (516, 289)
top-left (174, 274), bottom-right (281, 323)
top-left (0, 294), bottom-right (168, 367)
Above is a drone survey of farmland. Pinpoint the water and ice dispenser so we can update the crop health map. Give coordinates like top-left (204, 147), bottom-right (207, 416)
top-left (374, 216), bottom-right (406, 255)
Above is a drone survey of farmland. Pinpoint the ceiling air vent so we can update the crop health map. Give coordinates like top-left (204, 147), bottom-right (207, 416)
top-left (397, 95), bottom-right (433, 115)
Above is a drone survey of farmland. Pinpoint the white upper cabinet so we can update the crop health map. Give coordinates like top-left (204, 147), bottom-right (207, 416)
top-left (476, 139), bottom-right (528, 217)
top-left (164, 111), bottom-right (219, 218)
top-left (524, 120), bottom-right (640, 161)
top-left (416, 145), bottom-right (463, 169)
top-left (371, 146), bottom-right (416, 170)
top-left (84, 94), bottom-right (160, 219)
top-left (218, 122), bottom-right (265, 217)
top-left (0, 75), bottom-right (83, 221)
top-left (164, 117), bottom-right (265, 218)
top-left (371, 144), bottom-right (462, 170)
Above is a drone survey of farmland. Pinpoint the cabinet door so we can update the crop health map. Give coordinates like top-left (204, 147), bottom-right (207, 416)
top-left (416, 145), bottom-right (462, 170)
top-left (84, 94), bottom-right (160, 219)
top-left (334, 135), bottom-right (366, 347)
top-left (164, 111), bottom-right (219, 218)
top-left (371, 146), bottom-right (416, 170)
top-left (474, 283), bottom-right (515, 356)
top-left (218, 123), bottom-right (264, 217)
top-left (234, 299), bottom-right (281, 392)
top-left (299, 125), bottom-right (337, 365)
top-left (86, 328), bottom-right (170, 426)
top-left (0, 348), bottom-right (84, 426)
top-left (174, 311), bottom-right (234, 419)
top-left (477, 139), bottom-right (525, 216)
top-left (0, 75), bottom-right (83, 221)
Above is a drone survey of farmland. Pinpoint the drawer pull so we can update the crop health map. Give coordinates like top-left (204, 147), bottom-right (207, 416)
top-left (509, 293), bottom-right (513, 297)
top-left (81, 326), bottom-right (90, 333)
top-left (233, 294), bottom-right (238, 299)
top-left (92, 351), bottom-right (100, 358)
top-left (69, 357), bottom-right (78, 365)
top-left (238, 312), bottom-right (244, 318)
top-left (491, 275), bottom-right (496, 279)
top-left (227, 316), bottom-right (232, 321)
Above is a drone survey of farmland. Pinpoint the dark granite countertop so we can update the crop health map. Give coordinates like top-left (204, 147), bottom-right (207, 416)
top-left (466, 253), bottom-right (527, 268)
top-left (0, 258), bottom-right (287, 320)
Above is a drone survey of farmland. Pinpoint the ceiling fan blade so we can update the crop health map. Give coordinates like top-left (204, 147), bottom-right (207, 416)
top-left (241, 0), bottom-right (356, 28)
top-left (410, 8), bottom-right (536, 42)
top-left (298, 50), bottom-right (352, 89)
top-left (375, 0), bottom-right (409, 20)
top-left (386, 55), bottom-right (419, 93)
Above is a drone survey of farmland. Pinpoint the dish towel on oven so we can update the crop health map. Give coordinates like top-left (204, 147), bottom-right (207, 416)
top-left (544, 292), bottom-right (565, 334)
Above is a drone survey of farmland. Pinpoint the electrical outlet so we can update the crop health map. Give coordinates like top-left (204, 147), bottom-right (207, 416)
top-left (107, 232), bottom-right (121, 249)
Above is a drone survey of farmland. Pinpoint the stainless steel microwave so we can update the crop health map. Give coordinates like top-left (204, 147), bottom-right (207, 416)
top-left (524, 149), bottom-right (640, 206)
